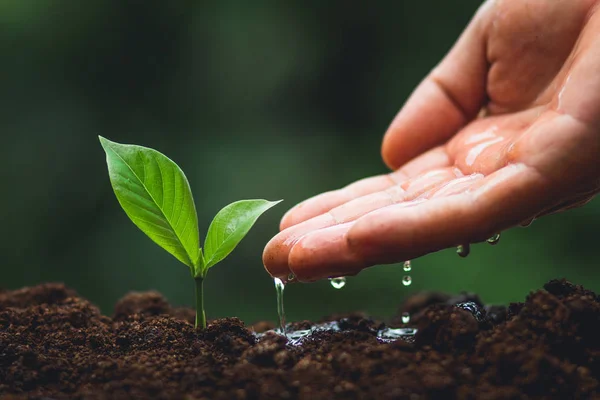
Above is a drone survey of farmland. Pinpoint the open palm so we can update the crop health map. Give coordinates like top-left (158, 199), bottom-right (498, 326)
top-left (264, 0), bottom-right (600, 282)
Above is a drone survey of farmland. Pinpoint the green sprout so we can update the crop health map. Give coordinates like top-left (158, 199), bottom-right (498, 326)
top-left (99, 136), bottom-right (281, 329)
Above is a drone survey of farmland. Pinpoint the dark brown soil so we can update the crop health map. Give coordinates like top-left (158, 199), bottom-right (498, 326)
top-left (1, 279), bottom-right (599, 399)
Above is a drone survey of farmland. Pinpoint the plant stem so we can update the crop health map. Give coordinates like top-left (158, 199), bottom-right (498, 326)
top-left (194, 277), bottom-right (206, 329)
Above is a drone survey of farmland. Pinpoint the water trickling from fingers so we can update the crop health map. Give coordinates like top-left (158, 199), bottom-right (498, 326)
top-left (274, 278), bottom-right (286, 336)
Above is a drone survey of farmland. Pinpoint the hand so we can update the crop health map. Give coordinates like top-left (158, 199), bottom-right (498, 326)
top-left (263, 0), bottom-right (600, 282)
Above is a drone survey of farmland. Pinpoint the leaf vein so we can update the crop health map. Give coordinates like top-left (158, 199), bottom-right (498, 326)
top-left (130, 217), bottom-right (179, 240)
top-left (154, 153), bottom-right (165, 208)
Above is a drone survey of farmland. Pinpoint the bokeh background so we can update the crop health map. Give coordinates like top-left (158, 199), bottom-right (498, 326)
top-left (2, 0), bottom-right (599, 324)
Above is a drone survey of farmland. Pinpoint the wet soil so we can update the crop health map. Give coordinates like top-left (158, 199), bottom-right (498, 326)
top-left (1, 279), bottom-right (599, 399)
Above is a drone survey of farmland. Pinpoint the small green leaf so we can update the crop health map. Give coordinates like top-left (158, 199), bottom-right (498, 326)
top-left (203, 199), bottom-right (282, 272)
top-left (99, 136), bottom-right (200, 270)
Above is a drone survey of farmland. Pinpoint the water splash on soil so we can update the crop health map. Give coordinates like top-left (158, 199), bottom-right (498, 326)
top-left (455, 301), bottom-right (486, 323)
top-left (259, 320), bottom-right (417, 346)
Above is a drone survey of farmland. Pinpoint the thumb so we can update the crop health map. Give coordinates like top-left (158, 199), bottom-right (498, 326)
top-left (382, 2), bottom-right (491, 170)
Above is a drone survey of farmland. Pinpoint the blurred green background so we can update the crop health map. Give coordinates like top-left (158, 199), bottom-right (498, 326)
top-left (2, 0), bottom-right (599, 324)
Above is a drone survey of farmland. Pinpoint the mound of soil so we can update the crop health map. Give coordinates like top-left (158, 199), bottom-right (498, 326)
top-left (1, 279), bottom-right (599, 399)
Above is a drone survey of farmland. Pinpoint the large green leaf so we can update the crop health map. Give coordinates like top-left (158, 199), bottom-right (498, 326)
top-left (99, 136), bottom-right (201, 270)
top-left (203, 199), bottom-right (282, 273)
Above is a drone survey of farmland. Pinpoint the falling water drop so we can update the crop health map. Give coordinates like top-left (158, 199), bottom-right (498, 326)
top-left (486, 233), bottom-right (501, 245)
top-left (288, 273), bottom-right (296, 282)
top-left (402, 275), bottom-right (412, 286)
top-left (457, 244), bottom-right (471, 258)
top-left (403, 260), bottom-right (412, 272)
top-left (401, 312), bottom-right (410, 324)
top-left (329, 277), bottom-right (346, 289)
top-left (274, 278), bottom-right (286, 336)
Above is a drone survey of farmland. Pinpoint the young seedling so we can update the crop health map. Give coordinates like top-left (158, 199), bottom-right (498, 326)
top-left (99, 136), bottom-right (281, 329)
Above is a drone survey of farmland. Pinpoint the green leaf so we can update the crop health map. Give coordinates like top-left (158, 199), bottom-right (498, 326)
top-left (203, 199), bottom-right (282, 273)
top-left (99, 136), bottom-right (200, 270)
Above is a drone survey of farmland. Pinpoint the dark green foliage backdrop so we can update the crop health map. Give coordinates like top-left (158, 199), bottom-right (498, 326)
top-left (2, 1), bottom-right (598, 324)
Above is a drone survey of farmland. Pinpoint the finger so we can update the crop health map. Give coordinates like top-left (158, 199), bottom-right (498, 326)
top-left (264, 166), bottom-right (460, 280)
top-left (280, 146), bottom-right (450, 230)
top-left (536, 189), bottom-right (599, 218)
top-left (288, 201), bottom-right (427, 282)
top-left (288, 163), bottom-right (556, 281)
top-left (381, 3), bottom-right (490, 170)
top-left (553, 6), bottom-right (600, 128)
top-left (289, 223), bottom-right (362, 281)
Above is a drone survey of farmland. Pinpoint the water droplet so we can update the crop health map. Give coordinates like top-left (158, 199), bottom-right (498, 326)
top-left (402, 275), bottom-right (412, 286)
top-left (486, 233), bottom-right (501, 245)
top-left (403, 260), bottom-right (412, 272)
top-left (274, 278), bottom-right (286, 336)
top-left (287, 273), bottom-right (296, 282)
top-left (521, 218), bottom-right (535, 227)
top-left (329, 277), bottom-right (346, 289)
top-left (457, 244), bottom-right (470, 258)
top-left (401, 312), bottom-right (410, 324)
